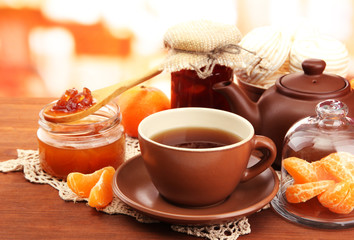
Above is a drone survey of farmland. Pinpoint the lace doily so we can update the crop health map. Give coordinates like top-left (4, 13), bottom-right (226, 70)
top-left (0, 136), bottom-right (256, 240)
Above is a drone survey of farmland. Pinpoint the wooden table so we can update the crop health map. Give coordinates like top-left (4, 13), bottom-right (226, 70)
top-left (1, 97), bottom-right (353, 240)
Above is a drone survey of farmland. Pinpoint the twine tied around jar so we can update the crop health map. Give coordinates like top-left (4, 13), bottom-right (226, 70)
top-left (172, 43), bottom-right (257, 79)
top-left (162, 20), bottom-right (256, 79)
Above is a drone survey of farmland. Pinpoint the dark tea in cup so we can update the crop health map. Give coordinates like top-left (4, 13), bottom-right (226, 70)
top-left (151, 127), bottom-right (242, 149)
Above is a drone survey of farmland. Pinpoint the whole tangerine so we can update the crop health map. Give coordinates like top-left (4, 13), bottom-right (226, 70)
top-left (117, 85), bottom-right (170, 138)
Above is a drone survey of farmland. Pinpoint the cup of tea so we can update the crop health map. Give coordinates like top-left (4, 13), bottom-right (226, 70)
top-left (138, 107), bottom-right (276, 207)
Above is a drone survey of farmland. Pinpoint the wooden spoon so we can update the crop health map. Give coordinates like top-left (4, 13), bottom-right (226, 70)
top-left (43, 66), bottom-right (162, 123)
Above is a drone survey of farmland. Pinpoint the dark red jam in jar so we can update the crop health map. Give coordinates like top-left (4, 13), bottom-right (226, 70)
top-left (171, 64), bottom-right (233, 111)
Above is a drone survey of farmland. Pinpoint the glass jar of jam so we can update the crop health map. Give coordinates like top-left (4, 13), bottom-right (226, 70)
top-left (163, 20), bottom-right (244, 112)
top-left (37, 102), bottom-right (125, 179)
top-left (271, 99), bottom-right (354, 228)
top-left (171, 64), bottom-right (233, 111)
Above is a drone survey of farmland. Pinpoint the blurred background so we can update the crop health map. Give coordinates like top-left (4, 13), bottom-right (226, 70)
top-left (0, 0), bottom-right (354, 98)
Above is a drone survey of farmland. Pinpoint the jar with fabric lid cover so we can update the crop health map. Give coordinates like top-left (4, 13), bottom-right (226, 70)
top-left (162, 20), bottom-right (248, 111)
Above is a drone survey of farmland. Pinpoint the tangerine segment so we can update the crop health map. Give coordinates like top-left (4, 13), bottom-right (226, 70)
top-left (333, 152), bottom-right (354, 177)
top-left (67, 166), bottom-right (114, 198)
top-left (318, 181), bottom-right (351, 209)
top-left (330, 182), bottom-right (354, 214)
top-left (88, 167), bottom-right (115, 209)
top-left (312, 161), bottom-right (338, 181)
top-left (320, 153), bottom-right (354, 182)
top-left (285, 180), bottom-right (335, 203)
top-left (282, 157), bottom-right (318, 184)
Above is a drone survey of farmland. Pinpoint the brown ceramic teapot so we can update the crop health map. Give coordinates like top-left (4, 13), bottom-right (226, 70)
top-left (213, 59), bottom-right (354, 169)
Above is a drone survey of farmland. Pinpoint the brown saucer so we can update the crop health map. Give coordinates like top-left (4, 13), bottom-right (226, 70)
top-left (112, 154), bottom-right (279, 225)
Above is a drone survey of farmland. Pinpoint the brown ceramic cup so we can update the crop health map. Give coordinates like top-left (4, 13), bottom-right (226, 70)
top-left (138, 108), bottom-right (276, 207)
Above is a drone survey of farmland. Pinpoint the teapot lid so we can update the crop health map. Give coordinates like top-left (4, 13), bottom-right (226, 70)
top-left (277, 59), bottom-right (350, 99)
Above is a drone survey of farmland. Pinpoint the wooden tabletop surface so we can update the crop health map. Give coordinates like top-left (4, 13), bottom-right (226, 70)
top-left (1, 97), bottom-right (353, 240)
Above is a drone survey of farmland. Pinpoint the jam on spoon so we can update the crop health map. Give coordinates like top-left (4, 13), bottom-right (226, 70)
top-left (51, 87), bottom-right (95, 113)
top-left (42, 66), bottom-right (162, 123)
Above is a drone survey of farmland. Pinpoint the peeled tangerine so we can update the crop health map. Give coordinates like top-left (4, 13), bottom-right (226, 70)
top-left (283, 152), bottom-right (354, 214)
top-left (285, 180), bottom-right (335, 203)
top-left (318, 181), bottom-right (354, 214)
top-left (282, 157), bottom-right (318, 184)
top-left (67, 166), bottom-right (115, 209)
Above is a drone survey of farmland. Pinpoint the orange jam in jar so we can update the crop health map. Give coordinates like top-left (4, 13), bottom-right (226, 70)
top-left (37, 102), bottom-right (125, 179)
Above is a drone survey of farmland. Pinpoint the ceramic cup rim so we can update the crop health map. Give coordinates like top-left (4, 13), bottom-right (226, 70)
top-left (138, 107), bottom-right (254, 152)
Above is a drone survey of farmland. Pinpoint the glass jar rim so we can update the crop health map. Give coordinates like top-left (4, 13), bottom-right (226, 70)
top-left (38, 101), bottom-right (121, 135)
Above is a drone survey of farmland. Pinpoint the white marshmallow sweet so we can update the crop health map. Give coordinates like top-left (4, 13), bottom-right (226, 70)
top-left (290, 35), bottom-right (349, 78)
top-left (237, 26), bottom-right (292, 87)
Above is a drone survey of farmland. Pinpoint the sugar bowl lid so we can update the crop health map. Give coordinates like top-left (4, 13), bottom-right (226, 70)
top-left (282, 99), bottom-right (354, 161)
top-left (276, 59), bottom-right (350, 99)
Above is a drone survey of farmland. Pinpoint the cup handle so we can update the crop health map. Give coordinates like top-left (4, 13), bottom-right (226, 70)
top-left (240, 135), bottom-right (277, 182)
